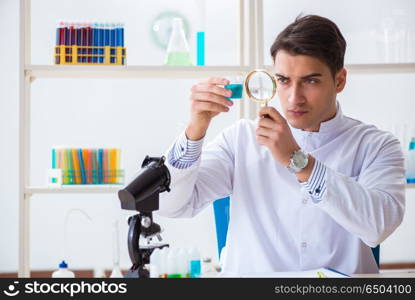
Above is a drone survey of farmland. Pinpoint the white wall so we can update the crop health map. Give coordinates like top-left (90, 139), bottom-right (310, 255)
top-left (0, 0), bottom-right (20, 273)
top-left (1, 0), bottom-right (415, 273)
top-left (263, 0), bottom-right (415, 65)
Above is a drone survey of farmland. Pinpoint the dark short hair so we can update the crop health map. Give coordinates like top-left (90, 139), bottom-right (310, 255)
top-left (270, 15), bottom-right (346, 77)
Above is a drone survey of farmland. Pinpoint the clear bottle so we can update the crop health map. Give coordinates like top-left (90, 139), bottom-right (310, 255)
top-left (164, 18), bottom-right (192, 66)
top-left (167, 248), bottom-right (181, 278)
top-left (381, 9), bottom-right (412, 63)
top-left (109, 220), bottom-right (123, 278)
top-left (177, 248), bottom-right (189, 278)
top-left (201, 257), bottom-right (216, 277)
top-left (149, 248), bottom-right (161, 278)
top-left (109, 264), bottom-right (123, 278)
top-left (157, 247), bottom-right (169, 278)
top-left (406, 137), bottom-right (415, 183)
top-left (52, 260), bottom-right (75, 278)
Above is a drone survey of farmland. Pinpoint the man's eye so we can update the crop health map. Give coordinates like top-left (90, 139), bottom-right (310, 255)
top-left (306, 78), bottom-right (319, 84)
top-left (277, 77), bottom-right (288, 84)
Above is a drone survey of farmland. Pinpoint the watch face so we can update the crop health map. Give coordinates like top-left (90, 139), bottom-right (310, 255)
top-left (293, 150), bottom-right (308, 169)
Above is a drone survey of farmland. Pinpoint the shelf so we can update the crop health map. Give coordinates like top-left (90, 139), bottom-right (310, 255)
top-left (263, 63), bottom-right (415, 74)
top-left (345, 63), bottom-right (415, 74)
top-left (25, 185), bottom-right (123, 195)
top-left (24, 183), bottom-right (415, 195)
top-left (25, 63), bottom-right (415, 80)
top-left (25, 65), bottom-right (252, 79)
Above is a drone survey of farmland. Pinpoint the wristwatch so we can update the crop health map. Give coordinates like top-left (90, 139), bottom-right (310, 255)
top-left (287, 149), bottom-right (309, 173)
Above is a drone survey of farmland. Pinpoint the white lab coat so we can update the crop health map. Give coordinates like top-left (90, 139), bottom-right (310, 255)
top-left (158, 103), bottom-right (406, 275)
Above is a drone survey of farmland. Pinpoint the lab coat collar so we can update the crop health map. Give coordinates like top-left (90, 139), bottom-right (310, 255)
top-left (289, 101), bottom-right (347, 150)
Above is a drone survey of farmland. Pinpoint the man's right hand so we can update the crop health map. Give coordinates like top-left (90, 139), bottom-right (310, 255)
top-left (186, 77), bottom-right (234, 141)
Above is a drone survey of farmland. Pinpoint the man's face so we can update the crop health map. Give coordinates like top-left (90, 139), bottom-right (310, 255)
top-left (273, 50), bottom-right (346, 132)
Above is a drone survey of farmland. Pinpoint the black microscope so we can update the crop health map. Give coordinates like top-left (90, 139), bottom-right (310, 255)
top-left (118, 156), bottom-right (171, 278)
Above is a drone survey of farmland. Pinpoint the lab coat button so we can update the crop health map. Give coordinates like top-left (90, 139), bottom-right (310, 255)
top-left (301, 242), bottom-right (307, 248)
top-left (302, 198), bottom-right (307, 204)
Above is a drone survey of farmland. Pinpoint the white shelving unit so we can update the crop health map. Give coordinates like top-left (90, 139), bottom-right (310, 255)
top-left (26, 65), bottom-right (253, 79)
top-left (18, 0), bottom-right (415, 277)
top-left (18, 0), bottom-right (264, 278)
top-left (25, 185), bottom-right (123, 195)
top-left (26, 63), bottom-right (415, 80)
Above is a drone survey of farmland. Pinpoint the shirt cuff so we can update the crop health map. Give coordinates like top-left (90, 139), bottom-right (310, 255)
top-left (300, 159), bottom-right (327, 203)
top-left (167, 131), bottom-right (204, 169)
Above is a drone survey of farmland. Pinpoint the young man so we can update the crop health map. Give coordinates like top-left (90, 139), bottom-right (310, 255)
top-left (158, 15), bottom-right (406, 275)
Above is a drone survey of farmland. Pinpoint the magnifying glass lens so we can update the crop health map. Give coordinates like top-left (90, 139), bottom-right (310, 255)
top-left (244, 70), bottom-right (277, 105)
top-left (248, 72), bottom-right (274, 99)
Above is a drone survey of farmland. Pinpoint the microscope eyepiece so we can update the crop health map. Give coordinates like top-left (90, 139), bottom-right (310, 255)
top-left (118, 156), bottom-right (171, 212)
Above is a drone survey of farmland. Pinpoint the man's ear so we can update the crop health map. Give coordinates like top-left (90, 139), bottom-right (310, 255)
top-left (335, 68), bottom-right (347, 93)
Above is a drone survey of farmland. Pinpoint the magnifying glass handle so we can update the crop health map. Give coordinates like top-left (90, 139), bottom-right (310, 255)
top-left (261, 102), bottom-right (270, 118)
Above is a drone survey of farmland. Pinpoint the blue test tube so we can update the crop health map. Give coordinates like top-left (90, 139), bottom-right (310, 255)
top-left (104, 23), bottom-right (110, 64)
top-left (52, 148), bottom-right (56, 169)
top-left (105, 23), bottom-right (110, 46)
top-left (110, 23), bottom-right (116, 63)
top-left (121, 23), bottom-right (124, 64)
top-left (93, 23), bottom-right (97, 63)
top-left (114, 23), bottom-right (120, 64)
top-left (108, 23), bottom-right (112, 63)
top-left (98, 148), bottom-right (103, 184)
top-left (121, 24), bottom-right (124, 47)
top-left (98, 23), bottom-right (104, 63)
top-left (196, 31), bottom-right (205, 66)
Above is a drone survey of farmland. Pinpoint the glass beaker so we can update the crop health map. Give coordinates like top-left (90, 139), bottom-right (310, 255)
top-left (224, 76), bottom-right (244, 100)
top-left (164, 18), bottom-right (192, 66)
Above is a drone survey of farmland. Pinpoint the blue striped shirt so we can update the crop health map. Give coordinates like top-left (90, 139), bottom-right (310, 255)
top-left (168, 132), bottom-right (327, 201)
top-left (168, 131), bottom-right (203, 169)
top-left (300, 159), bottom-right (327, 202)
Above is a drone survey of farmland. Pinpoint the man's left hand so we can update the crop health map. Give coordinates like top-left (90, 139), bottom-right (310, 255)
top-left (255, 106), bottom-right (300, 167)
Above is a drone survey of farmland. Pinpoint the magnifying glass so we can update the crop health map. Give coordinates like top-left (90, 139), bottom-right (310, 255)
top-left (244, 69), bottom-right (278, 107)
